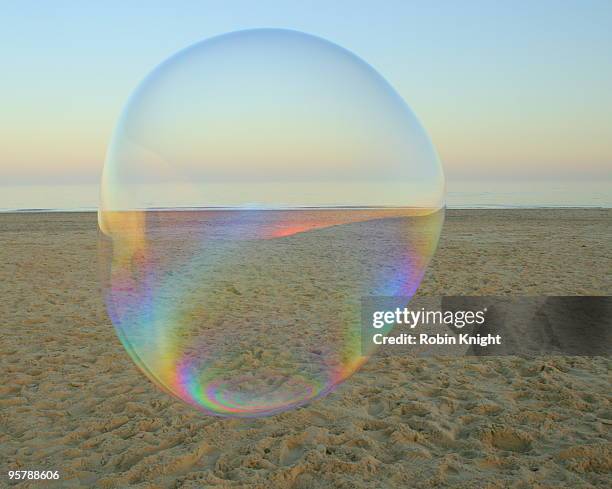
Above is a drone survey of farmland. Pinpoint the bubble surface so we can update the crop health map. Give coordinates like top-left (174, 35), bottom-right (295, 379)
top-left (99, 28), bottom-right (445, 417)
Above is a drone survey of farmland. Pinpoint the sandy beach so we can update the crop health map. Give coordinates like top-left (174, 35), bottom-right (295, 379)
top-left (1, 209), bottom-right (610, 488)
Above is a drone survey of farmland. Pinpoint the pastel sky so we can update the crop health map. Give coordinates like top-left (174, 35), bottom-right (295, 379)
top-left (1, 0), bottom-right (611, 187)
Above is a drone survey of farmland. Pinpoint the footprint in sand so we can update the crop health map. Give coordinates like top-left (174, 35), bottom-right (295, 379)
top-left (481, 426), bottom-right (533, 453)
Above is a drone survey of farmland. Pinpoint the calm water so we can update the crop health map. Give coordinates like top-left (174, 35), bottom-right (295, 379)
top-left (446, 180), bottom-right (612, 209)
top-left (0, 181), bottom-right (610, 211)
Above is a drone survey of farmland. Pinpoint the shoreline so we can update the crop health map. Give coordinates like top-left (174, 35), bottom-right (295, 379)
top-left (1, 205), bottom-right (611, 215)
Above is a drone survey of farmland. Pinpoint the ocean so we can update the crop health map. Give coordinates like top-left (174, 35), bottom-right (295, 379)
top-left (0, 181), bottom-right (610, 212)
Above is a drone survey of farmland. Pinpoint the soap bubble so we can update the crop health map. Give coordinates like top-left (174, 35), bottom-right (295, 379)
top-left (99, 28), bottom-right (444, 417)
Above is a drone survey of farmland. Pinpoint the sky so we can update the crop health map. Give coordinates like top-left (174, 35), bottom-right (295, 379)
top-left (1, 1), bottom-right (611, 194)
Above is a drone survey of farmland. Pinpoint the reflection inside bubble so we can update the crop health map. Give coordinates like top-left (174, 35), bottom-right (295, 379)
top-left (100, 208), bottom-right (443, 416)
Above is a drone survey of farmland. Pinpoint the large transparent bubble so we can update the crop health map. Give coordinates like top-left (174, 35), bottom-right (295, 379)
top-left (99, 28), bottom-right (444, 417)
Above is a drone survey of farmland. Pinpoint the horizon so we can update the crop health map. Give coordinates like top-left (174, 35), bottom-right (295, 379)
top-left (1, 179), bottom-right (610, 211)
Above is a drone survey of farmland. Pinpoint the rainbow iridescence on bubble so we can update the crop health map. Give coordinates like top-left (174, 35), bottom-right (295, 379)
top-left (99, 29), bottom-right (444, 417)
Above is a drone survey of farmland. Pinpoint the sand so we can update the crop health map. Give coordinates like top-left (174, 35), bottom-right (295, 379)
top-left (1, 209), bottom-right (611, 488)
